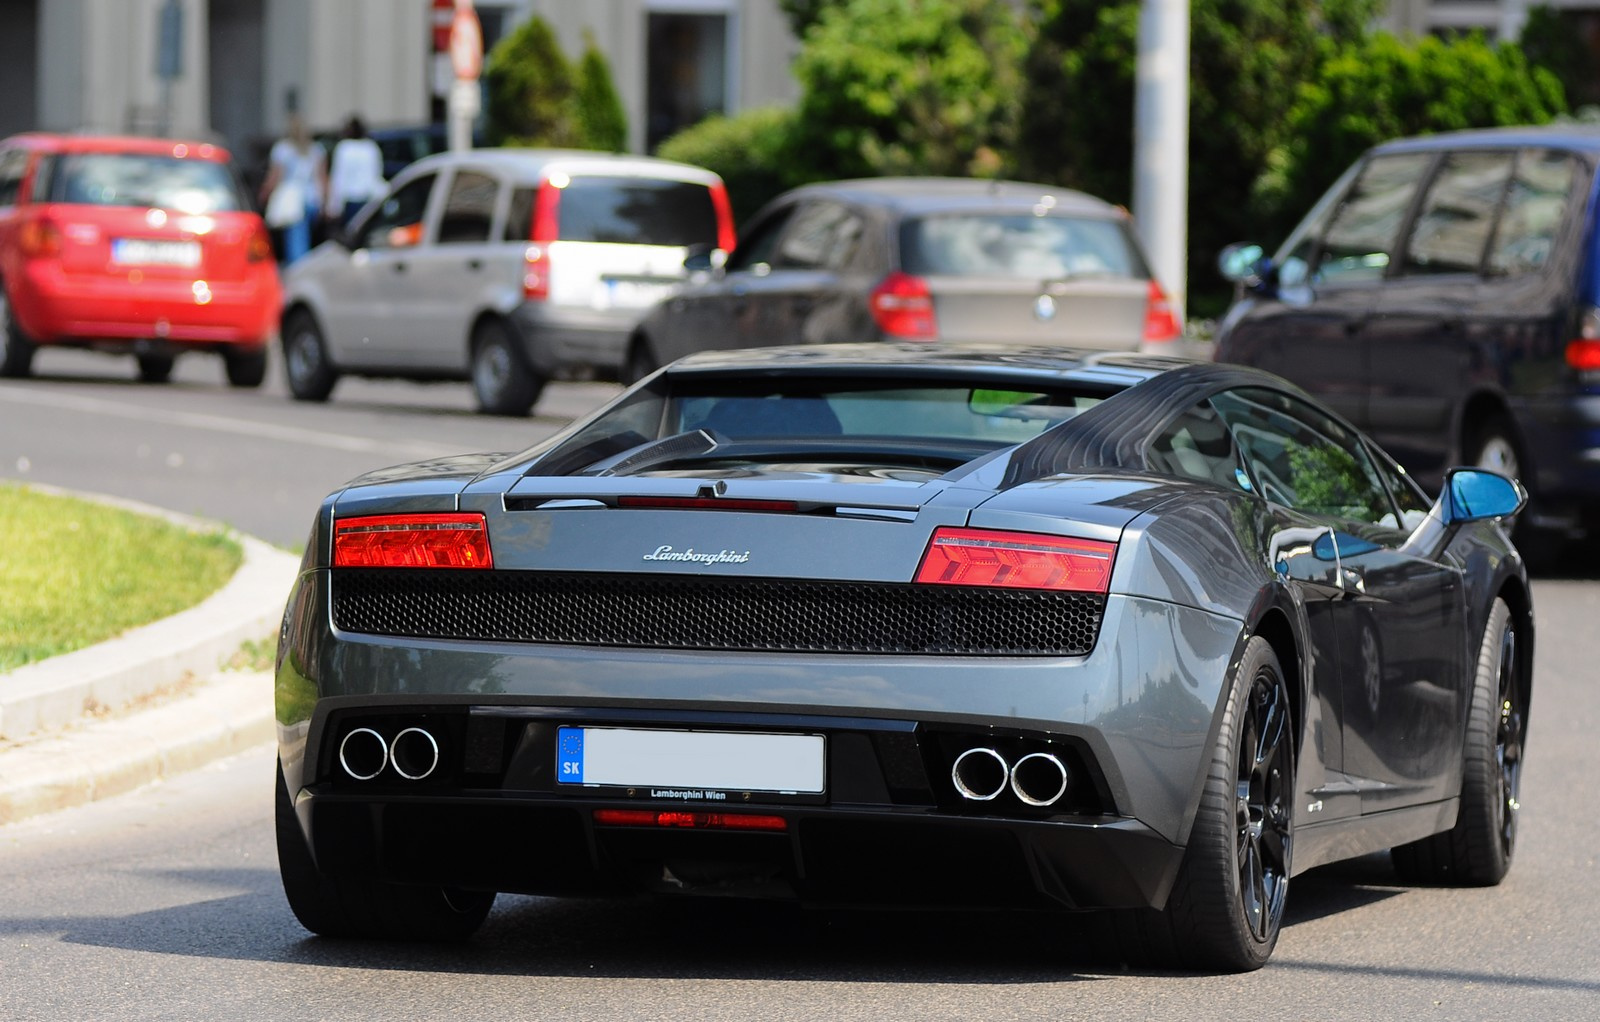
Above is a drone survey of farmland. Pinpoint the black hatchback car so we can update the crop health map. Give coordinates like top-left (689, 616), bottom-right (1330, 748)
top-left (1214, 126), bottom-right (1600, 541)
top-left (623, 177), bottom-right (1183, 381)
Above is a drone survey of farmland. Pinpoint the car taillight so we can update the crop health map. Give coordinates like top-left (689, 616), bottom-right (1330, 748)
top-left (246, 223), bottom-right (273, 263)
top-left (1567, 306), bottom-right (1600, 371)
top-left (523, 244), bottom-right (549, 301)
top-left (870, 271), bottom-right (937, 340)
top-left (20, 218), bottom-right (62, 258)
top-left (333, 512), bottom-right (493, 569)
top-left (708, 180), bottom-right (737, 254)
top-left (915, 526), bottom-right (1116, 593)
top-left (532, 178), bottom-right (560, 242)
top-left (1143, 280), bottom-right (1182, 343)
top-left (594, 809), bottom-right (788, 831)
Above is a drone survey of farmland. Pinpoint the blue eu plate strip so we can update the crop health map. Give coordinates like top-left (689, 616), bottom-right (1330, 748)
top-left (557, 727), bottom-right (584, 784)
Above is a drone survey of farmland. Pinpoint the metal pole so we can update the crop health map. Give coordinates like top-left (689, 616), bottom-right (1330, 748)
top-left (1132, 0), bottom-right (1190, 322)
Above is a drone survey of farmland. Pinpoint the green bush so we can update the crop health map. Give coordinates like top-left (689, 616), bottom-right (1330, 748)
top-left (574, 32), bottom-right (628, 152)
top-left (485, 15), bottom-right (581, 147)
top-left (656, 106), bottom-right (811, 225)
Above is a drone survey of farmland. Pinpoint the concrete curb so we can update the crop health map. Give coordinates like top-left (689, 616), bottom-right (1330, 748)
top-left (0, 487), bottom-right (297, 824)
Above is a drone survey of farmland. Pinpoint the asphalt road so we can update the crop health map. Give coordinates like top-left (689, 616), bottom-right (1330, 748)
top-left (1, 348), bottom-right (1598, 1020)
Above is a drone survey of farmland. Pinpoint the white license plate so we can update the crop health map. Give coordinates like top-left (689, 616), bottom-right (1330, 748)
top-left (557, 727), bottom-right (825, 794)
top-left (603, 278), bottom-right (676, 309)
top-left (111, 238), bottom-right (200, 268)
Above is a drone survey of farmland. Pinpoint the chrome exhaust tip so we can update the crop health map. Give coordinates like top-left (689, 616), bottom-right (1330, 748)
top-left (1010, 752), bottom-right (1068, 807)
top-left (951, 747), bottom-right (1009, 801)
top-left (390, 727), bottom-right (440, 781)
top-left (338, 727), bottom-right (388, 781)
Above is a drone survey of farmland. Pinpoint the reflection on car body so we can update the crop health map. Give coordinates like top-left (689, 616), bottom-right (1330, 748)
top-left (275, 342), bottom-right (1533, 971)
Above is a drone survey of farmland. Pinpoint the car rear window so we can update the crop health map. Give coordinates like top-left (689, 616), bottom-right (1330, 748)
top-left (900, 214), bottom-right (1145, 280)
top-left (40, 153), bottom-right (247, 214)
top-left (552, 176), bottom-right (718, 246)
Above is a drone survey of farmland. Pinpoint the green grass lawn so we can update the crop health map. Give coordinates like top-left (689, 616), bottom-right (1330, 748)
top-left (0, 484), bottom-right (243, 672)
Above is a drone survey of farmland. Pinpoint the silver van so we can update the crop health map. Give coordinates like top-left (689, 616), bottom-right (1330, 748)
top-left (279, 148), bottom-right (735, 415)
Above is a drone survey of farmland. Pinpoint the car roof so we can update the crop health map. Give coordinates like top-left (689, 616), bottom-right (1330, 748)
top-left (773, 177), bottom-right (1128, 218)
top-left (398, 147), bottom-right (723, 186)
top-left (2, 132), bottom-right (233, 161)
top-left (1373, 124), bottom-right (1600, 156)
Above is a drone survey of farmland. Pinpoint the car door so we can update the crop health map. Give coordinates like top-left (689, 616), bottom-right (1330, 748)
top-left (390, 166), bottom-right (503, 371)
top-left (318, 171), bottom-right (439, 369)
top-left (1211, 386), bottom-right (1469, 816)
top-left (1365, 149), bottom-right (1516, 482)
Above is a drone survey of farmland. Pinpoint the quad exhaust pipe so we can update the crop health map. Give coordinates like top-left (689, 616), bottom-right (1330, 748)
top-left (951, 747), bottom-right (1069, 807)
top-left (338, 726), bottom-right (440, 781)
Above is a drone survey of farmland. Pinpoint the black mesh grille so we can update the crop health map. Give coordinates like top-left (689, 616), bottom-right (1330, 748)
top-left (331, 570), bottom-right (1104, 656)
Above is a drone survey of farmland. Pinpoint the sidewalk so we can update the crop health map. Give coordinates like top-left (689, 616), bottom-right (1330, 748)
top-left (0, 492), bottom-right (298, 825)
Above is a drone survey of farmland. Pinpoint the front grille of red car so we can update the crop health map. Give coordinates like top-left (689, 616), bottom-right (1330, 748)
top-left (330, 570), bottom-right (1105, 656)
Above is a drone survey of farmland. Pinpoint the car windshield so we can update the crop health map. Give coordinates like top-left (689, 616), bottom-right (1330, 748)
top-left (531, 376), bottom-right (1112, 475)
top-left (43, 153), bottom-right (247, 214)
top-left (900, 213), bottom-right (1144, 280)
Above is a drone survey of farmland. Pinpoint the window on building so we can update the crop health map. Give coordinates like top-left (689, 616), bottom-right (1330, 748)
top-left (646, 11), bottom-right (730, 151)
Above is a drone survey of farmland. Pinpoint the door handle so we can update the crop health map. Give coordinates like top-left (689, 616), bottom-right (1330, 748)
top-left (466, 259), bottom-right (483, 271)
top-left (392, 262), bottom-right (407, 274)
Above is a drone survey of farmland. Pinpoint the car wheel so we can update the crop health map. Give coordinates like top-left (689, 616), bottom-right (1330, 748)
top-left (1468, 415), bottom-right (1520, 481)
top-left (1109, 636), bottom-right (1294, 971)
top-left (471, 318), bottom-right (543, 416)
top-left (0, 289), bottom-right (37, 379)
top-left (275, 760), bottom-right (495, 940)
top-left (622, 335), bottom-right (658, 385)
top-left (136, 353), bottom-right (175, 384)
top-left (1391, 597), bottom-right (1523, 885)
top-left (224, 347), bottom-right (269, 388)
top-left (282, 309), bottom-right (338, 402)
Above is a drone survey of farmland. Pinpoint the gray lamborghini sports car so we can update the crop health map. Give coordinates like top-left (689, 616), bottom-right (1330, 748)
top-left (274, 343), bottom-right (1533, 971)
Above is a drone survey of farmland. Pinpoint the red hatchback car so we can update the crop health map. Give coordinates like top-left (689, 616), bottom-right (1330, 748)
top-left (0, 133), bottom-right (280, 386)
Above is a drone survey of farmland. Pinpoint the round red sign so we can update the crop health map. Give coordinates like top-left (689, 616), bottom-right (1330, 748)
top-left (449, 0), bottom-right (483, 80)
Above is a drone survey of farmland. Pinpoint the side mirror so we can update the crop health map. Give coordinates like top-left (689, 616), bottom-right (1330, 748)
top-left (1444, 468), bottom-right (1527, 524)
top-left (683, 244), bottom-right (728, 276)
top-left (1217, 243), bottom-right (1265, 283)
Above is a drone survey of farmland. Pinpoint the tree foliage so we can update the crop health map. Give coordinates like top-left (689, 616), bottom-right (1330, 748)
top-left (656, 107), bottom-right (811, 224)
top-left (487, 15), bottom-right (628, 151)
top-left (574, 32), bottom-right (628, 152)
top-left (1520, 6), bottom-right (1600, 110)
top-left (792, 0), bottom-right (1025, 180)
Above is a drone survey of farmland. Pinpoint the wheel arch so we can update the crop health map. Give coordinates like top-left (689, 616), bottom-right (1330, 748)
top-left (1495, 576), bottom-right (1536, 725)
top-left (1250, 605), bottom-right (1304, 761)
top-left (1455, 388), bottom-right (1518, 464)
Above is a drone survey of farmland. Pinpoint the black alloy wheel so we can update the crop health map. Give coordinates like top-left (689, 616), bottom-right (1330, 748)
top-left (282, 308), bottom-right (338, 402)
top-left (136, 353), bottom-right (175, 383)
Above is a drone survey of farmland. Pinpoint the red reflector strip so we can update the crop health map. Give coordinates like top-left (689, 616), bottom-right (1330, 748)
top-left (617, 495), bottom-right (799, 512)
top-left (915, 526), bottom-right (1115, 592)
top-left (1567, 339), bottom-right (1600, 372)
top-left (333, 513), bottom-right (493, 569)
top-left (593, 809), bottom-right (788, 831)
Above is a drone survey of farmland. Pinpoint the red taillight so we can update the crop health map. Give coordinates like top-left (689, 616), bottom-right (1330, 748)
top-left (1568, 307), bottom-right (1600, 370)
top-left (532, 179), bottom-right (560, 242)
top-left (1143, 280), bottom-right (1182, 343)
top-left (594, 809), bottom-right (788, 832)
top-left (523, 244), bottom-right (549, 301)
top-left (333, 513), bottom-right (493, 569)
top-left (708, 180), bottom-right (737, 254)
top-left (915, 526), bottom-right (1116, 593)
top-left (870, 271), bottom-right (937, 340)
top-left (617, 495), bottom-right (798, 512)
top-left (20, 218), bottom-right (62, 258)
top-left (246, 223), bottom-right (273, 263)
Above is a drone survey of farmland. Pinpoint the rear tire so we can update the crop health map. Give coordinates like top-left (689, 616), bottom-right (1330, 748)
top-left (1467, 415), bottom-right (1521, 482)
top-left (1108, 636), bottom-right (1294, 971)
top-left (1392, 597), bottom-right (1523, 885)
top-left (622, 335), bottom-right (658, 385)
top-left (136, 353), bottom-right (175, 384)
top-left (224, 347), bottom-right (268, 388)
top-left (0, 289), bottom-right (37, 379)
top-left (470, 318), bottom-right (543, 416)
top-left (282, 308), bottom-right (338, 402)
top-left (275, 760), bottom-right (495, 940)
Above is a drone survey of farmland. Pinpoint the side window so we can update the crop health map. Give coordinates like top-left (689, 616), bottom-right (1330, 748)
top-left (772, 201), bottom-right (863, 271)
top-left (0, 149), bottom-right (26, 207)
top-left (1211, 387), bottom-right (1396, 525)
top-left (1365, 441), bottom-right (1432, 532)
top-left (436, 170), bottom-right (498, 244)
top-left (503, 186), bottom-right (535, 242)
top-left (354, 173), bottom-right (435, 250)
top-left (1314, 152), bottom-right (1433, 286)
top-left (1488, 148), bottom-right (1576, 277)
top-left (1147, 401), bottom-right (1250, 491)
top-left (1399, 150), bottom-right (1514, 276)
top-left (726, 205), bottom-right (797, 274)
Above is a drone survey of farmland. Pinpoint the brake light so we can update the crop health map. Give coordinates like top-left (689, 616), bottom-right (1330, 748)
top-left (594, 809), bottom-right (788, 831)
top-left (1568, 307), bottom-right (1600, 371)
top-left (532, 178), bottom-right (560, 242)
top-left (246, 223), bottom-right (273, 263)
top-left (708, 180), bottom-right (737, 254)
top-left (870, 271), bottom-right (937, 340)
top-left (523, 244), bottom-right (549, 301)
top-left (915, 527), bottom-right (1116, 592)
top-left (333, 513), bottom-right (493, 569)
top-left (1143, 280), bottom-right (1182, 343)
top-left (20, 218), bottom-right (62, 258)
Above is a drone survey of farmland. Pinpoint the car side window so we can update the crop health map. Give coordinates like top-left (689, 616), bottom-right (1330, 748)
top-left (1399, 150), bottom-right (1514, 276)
top-left (503, 186), bottom-right (535, 242)
top-left (0, 149), bottom-right (26, 207)
top-left (726, 205), bottom-right (797, 274)
top-left (1210, 387), bottom-right (1396, 525)
top-left (354, 173), bottom-right (436, 250)
top-left (1365, 440), bottom-right (1432, 531)
top-left (1147, 401), bottom-right (1251, 492)
top-left (1314, 152), bottom-right (1433, 286)
top-left (1487, 148), bottom-right (1576, 277)
top-left (436, 170), bottom-right (498, 244)
top-left (772, 201), bottom-right (863, 272)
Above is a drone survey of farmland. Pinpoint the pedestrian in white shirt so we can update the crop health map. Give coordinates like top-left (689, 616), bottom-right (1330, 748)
top-left (327, 115), bottom-right (386, 228)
